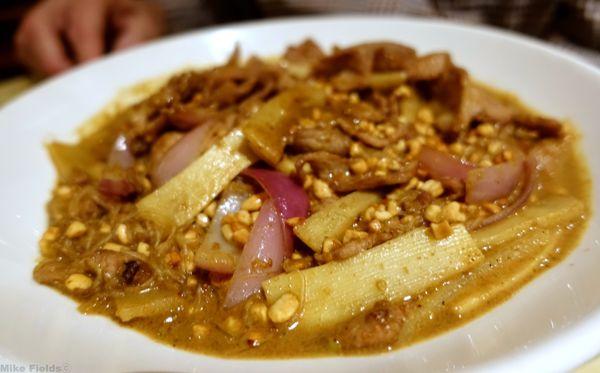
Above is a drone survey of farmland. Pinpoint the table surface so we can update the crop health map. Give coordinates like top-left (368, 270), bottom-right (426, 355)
top-left (0, 76), bottom-right (598, 372)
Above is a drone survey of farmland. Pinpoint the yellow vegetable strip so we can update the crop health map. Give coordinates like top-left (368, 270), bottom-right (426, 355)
top-left (137, 129), bottom-right (256, 229)
top-left (472, 195), bottom-right (584, 248)
top-left (262, 225), bottom-right (482, 330)
top-left (243, 85), bottom-right (326, 166)
top-left (452, 230), bottom-right (559, 315)
top-left (294, 191), bottom-right (381, 252)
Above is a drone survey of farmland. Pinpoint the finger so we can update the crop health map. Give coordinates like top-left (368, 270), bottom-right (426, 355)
top-left (65, 0), bottom-right (107, 62)
top-left (14, 9), bottom-right (72, 76)
top-left (112, 3), bottom-right (165, 51)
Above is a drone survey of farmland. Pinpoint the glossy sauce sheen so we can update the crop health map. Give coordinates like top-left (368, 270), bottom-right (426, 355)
top-left (36, 52), bottom-right (591, 358)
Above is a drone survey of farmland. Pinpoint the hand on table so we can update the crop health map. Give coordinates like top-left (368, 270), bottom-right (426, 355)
top-left (15, 0), bottom-right (166, 76)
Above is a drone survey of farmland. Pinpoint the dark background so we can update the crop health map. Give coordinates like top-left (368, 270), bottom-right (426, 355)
top-left (0, 0), bottom-right (36, 78)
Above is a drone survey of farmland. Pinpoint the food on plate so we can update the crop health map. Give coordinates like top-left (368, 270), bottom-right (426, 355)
top-left (35, 39), bottom-right (590, 357)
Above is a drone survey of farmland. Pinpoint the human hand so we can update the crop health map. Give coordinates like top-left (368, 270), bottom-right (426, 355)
top-left (15, 0), bottom-right (166, 76)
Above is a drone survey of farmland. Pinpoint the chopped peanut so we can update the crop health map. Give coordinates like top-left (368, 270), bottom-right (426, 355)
top-left (479, 158), bottom-right (493, 167)
top-left (65, 221), bottom-right (87, 238)
top-left (425, 204), bottom-right (443, 223)
top-left (221, 224), bottom-right (233, 241)
top-left (394, 139), bottom-right (407, 153)
top-left (65, 274), bottom-right (92, 291)
top-left (431, 221), bottom-right (453, 239)
top-left (476, 123), bottom-right (496, 137)
top-left (313, 179), bottom-right (333, 199)
top-left (242, 195), bottom-right (263, 211)
top-left (322, 238), bottom-right (338, 254)
top-left (166, 251), bottom-right (182, 266)
top-left (449, 142), bottom-right (464, 155)
top-left (116, 224), bottom-right (129, 244)
top-left (247, 302), bottom-right (269, 324)
top-left (56, 185), bottom-right (72, 197)
top-left (393, 85), bottom-right (412, 97)
top-left (303, 175), bottom-right (314, 189)
top-left (233, 228), bottom-right (250, 246)
top-left (374, 210), bottom-right (393, 221)
top-left (363, 206), bottom-right (376, 221)
top-left (137, 242), bottom-right (150, 256)
top-left (404, 177), bottom-right (419, 191)
top-left (418, 179), bottom-right (444, 197)
top-left (342, 229), bottom-right (368, 243)
top-left (349, 142), bottom-right (363, 157)
top-left (236, 210), bottom-right (252, 226)
top-left (417, 107), bottom-right (434, 124)
top-left (42, 227), bottom-right (60, 242)
top-left (276, 156), bottom-right (296, 175)
top-left (442, 202), bottom-right (467, 223)
top-left (387, 200), bottom-right (400, 216)
top-left (204, 201), bottom-right (217, 218)
top-left (268, 293), bottom-right (300, 323)
top-left (350, 159), bottom-right (368, 174)
top-left (221, 316), bottom-right (244, 337)
top-left (184, 230), bottom-right (198, 241)
top-left (368, 219), bottom-right (382, 232)
top-left (487, 141), bottom-right (503, 155)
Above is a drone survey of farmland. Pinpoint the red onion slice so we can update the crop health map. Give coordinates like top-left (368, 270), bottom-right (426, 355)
top-left (465, 161), bottom-right (524, 204)
top-left (108, 134), bottom-right (135, 169)
top-left (98, 178), bottom-right (136, 198)
top-left (242, 168), bottom-right (310, 248)
top-left (152, 120), bottom-right (221, 186)
top-left (224, 199), bottom-right (287, 307)
top-left (418, 146), bottom-right (475, 182)
top-left (223, 169), bottom-right (309, 307)
top-left (467, 159), bottom-right (535, 230)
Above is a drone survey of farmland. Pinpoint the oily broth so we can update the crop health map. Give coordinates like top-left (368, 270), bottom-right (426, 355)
top-left (80, 121), bottom-right (589, 359)
top-left (39, 75), bottom-right (591, 358)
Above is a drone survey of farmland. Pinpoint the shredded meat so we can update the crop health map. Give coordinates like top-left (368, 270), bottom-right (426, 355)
top-left (513, 115), bottom-right (563, 138)
top-left (332, 230), bottom-right (395, 261)
top-left (338, 301), bottom-right (406, 350)
top-left (406, 52), bottom-right (452, 81)
top-left (98, 178), bottom-right (137, 199)
top-left (283, 39), bottom-right (324, 65)
top-left (337, 117), bottom-right (405, 148)
top-left (297, 152), bottom-right (417, 192)
top-left (85, 250), bottom-right (152, 288)
top-left (290, 127), bottom-right (351, 156)
top-left (313, 42), bottom-right (416, 77)
top-left (33, 260), bottom-right (72, 285)
top-left (167, 107), bottom-right (220, 130)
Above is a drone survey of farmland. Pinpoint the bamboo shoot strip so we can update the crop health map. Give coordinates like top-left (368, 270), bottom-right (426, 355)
top-left (472, 195), bottom-right (584, 248)
top-left (294, 191), bottom-right (381, 252)
top-left (137, 129), bottom-right (256, 229)
top-left (262, 225), bottom-right (482, 330)
top-left (451, 230), bottom-right (559, 315)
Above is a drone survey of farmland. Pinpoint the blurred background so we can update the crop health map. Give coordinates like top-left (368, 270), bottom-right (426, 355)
top-left (0, 0), bottom-right (599, 105)
top-left (1, 0), bottom-right (36, 78)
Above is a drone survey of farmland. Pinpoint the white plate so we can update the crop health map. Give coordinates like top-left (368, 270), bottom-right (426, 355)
top-left (0, 15), bottom-right (599, 373)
